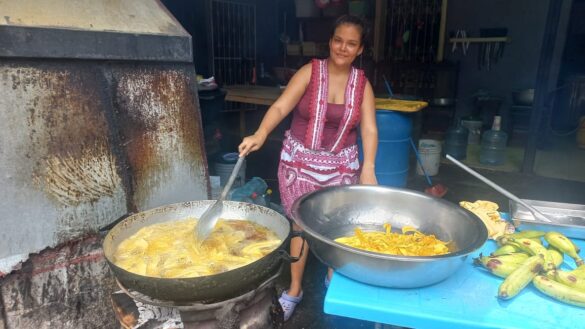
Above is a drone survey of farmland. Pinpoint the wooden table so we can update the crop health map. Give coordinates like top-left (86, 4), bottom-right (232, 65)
top-left (223, 85), bottom-right (283, 138)
top-left (223, 84), bottom-right (427, 137)
top-left (224, 85), bottom-right (282, 106)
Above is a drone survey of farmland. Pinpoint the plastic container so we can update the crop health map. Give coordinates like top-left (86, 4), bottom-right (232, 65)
top-left (416, 139), bottom-right (442, 176)
top-left (358, 110), bottom-right (412, 187)
top-left (214, 152), bottom-right (246, 188)
top-left (480, 116), bottom-right (508, 165)
top-left (444, 124), bottom-right (469, 160)
top-left (460, 119), bottom-right (483, 144)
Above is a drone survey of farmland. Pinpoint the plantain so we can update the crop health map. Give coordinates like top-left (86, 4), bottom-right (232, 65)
top-left (491, 244), bottom-right (521, 256)
top-left (544, 232), bottom-right (583, 266)
top-left (498, 255), bottom-right (544, 300)
top-left (529, 237), bottom-right (543, 245)
top-left (509, 238), bottom-right (555, 272)
top-left (547, 247), bottom-right (564, 268)
top-left (568, 266), bottom-right (585, 280)
top-left (533, 275), bottom-right (585, 308)
top-left (506, 230), bottom-right (546, 239)
top-left (550, 270), bottom-right (585, 293)
top-left (474, 253), bottom-right (530, 278)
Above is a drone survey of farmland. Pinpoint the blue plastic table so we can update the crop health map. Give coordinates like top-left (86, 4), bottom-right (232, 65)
top-left (324, 239), bottom-right (585, 329)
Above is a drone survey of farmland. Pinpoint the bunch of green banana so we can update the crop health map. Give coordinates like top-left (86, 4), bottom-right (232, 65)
top-left (478, 229), bottom-right (585, 308)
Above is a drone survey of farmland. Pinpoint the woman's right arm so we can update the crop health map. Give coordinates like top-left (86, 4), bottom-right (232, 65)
top-left (238, 64), bottom-right (311, 156)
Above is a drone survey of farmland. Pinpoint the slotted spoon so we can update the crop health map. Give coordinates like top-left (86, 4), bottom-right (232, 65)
top-left (196, 156), bottom-right (246, 244)
top-left (446, 154), bottom-right (552, 223)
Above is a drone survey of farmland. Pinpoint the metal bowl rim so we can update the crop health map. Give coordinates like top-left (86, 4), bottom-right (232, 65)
top-left (291, 185), bottom-right (488, 262)
top-left (103, 200), bottom-right (290, 280)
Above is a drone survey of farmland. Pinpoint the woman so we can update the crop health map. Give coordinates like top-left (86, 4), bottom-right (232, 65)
top-left (238, 15), bottom-right (378, 321)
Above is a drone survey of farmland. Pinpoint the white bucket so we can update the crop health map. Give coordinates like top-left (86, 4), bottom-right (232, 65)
top-left (214, 153), bottom-right (246, 188)
top-left (416, 139), bottom-right (442, 176)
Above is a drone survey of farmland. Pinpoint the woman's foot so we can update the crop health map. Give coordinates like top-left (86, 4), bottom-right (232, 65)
top-left (278, 290), bottom-right (303, 321)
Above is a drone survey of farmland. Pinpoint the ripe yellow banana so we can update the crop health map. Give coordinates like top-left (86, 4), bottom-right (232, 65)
top-left (474, 253), bottom-right (530, 278)
top-left (509, 238), bottom-right (555, 272)
top-left (550, 270), bottom-right (585, 293)
top-left (544, 232), bottom-right (583, 266)
top-left (498, 255), bottom-right (544, 300)
top-left (491, 244), bottom-right (521, 256)
top-left (533, 275), bottom-right (585, 308)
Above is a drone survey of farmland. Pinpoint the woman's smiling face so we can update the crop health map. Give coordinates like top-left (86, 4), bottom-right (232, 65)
top-left (329, 23), bottom-right (363, 66)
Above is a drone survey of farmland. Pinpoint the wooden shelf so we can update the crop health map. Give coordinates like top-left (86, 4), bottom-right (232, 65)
top-left (449, 37), bottom-right (511, 43)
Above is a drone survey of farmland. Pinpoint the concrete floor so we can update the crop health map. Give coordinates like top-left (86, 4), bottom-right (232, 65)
top-left (278, 163), bottom-right (585, 329)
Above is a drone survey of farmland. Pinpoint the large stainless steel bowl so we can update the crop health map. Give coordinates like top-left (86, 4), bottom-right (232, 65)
top-left (291, 185), bottom-right (488, 288)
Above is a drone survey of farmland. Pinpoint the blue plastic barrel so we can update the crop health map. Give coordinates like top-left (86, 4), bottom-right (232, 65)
top-left (359, 110), bottom-right (412, 187)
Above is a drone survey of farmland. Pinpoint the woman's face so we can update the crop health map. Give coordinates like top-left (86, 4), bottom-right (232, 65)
top-left (329, 23), bottom-right (363, 67)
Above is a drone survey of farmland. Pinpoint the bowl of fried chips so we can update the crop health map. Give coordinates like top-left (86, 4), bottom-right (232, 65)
top-left (291, 185), bottom-right (488, 288)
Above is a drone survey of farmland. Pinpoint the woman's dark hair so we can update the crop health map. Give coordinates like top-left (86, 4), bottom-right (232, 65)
top-left (331, 15), bottom-right (369, 48)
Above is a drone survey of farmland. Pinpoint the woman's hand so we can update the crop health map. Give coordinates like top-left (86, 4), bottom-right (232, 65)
top-left (359, 165), bottom-right (377, 185)
top-left (238, 132), bottom-right (267, 157)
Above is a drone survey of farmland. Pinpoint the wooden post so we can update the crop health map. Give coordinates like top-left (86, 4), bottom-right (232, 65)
top-left (436, 0), bottom-right (448, 63)
top-left (522, 0), bottom-right (572, 173)
top-left (373, 0), bottom-right (387, 62)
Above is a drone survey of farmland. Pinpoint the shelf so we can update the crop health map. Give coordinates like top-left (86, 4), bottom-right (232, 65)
top-left (449, 37), bottom-right (511, 43)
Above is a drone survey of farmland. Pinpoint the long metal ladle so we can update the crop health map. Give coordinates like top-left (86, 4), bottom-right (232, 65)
top-left (195, 156), bottom-right (246, 244)
top-left (446, 154), bottom-right (552, 223)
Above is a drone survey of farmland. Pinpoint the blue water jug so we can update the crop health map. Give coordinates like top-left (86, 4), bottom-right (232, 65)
top-left (444, 123), bottom-right (469, 160)
top-left (480, 116), bottom-right (508, 165)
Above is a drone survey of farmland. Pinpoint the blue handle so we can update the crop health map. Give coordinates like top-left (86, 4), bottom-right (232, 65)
top-left (409, 138), bottom-right (433, 186)
top-left (383, 75), bottom-right (393, 98)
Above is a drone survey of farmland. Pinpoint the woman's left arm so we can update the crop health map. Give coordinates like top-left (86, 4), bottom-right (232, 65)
top-left (359, 81), bottom-right (378, 185)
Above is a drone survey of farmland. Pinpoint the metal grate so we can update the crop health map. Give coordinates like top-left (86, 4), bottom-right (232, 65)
top-left (210, 0), bottom-right (256, 86)
top-left (386, 0), bottom-right (441, 63)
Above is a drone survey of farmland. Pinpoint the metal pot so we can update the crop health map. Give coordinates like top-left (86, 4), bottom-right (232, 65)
top-left (512, 89), bottom-right (534, 106)
top-left (103, 200), bottom-right (297, 302)
top-left (291, 185), bottom-right (487, 288)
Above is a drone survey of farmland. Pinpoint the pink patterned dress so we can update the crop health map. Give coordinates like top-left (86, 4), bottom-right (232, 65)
top-left (278, 59), bottom-right (367, 217)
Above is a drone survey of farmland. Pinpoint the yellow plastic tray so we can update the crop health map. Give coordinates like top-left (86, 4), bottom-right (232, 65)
top-left (374, 98), bottom-right (428, 113)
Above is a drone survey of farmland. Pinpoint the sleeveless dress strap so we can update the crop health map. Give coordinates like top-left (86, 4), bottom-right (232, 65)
top-left (304, 58), bottom-right (366, 153)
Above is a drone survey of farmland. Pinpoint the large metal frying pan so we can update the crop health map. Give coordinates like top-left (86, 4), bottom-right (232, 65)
top-left (102, 200), bottom-right (298, 303)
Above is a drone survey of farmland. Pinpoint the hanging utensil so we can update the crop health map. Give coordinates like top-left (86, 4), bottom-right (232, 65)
top-left (446, 154), bottom-right (552, 223)
top-left (196, 156), bottom-right (246, 244)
